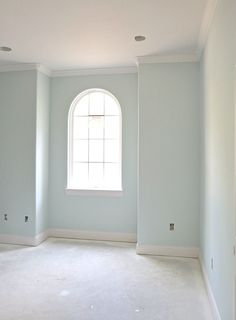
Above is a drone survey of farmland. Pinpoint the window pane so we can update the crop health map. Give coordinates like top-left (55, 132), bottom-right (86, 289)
top-left (68, 90), bottom-right (122, 191)
top-left (73, 117), bottom-right (88, 139)
top-left (89, 163), bottom-right (103, 188)
top-left (89, 116), bottom-right (104, 139)
top-left (104, 163), bottom-right (121, 189)
top-left (104, 116), bottom-right (120, 139)
top-left (89, 140), bottom-right (103, 162)
top-left (105, 95), bottom-right (120, 115)
top-left (89, 92), bottom-right (104, 115)
top-left (74, 95), bottom-right (89, 116)
top-left (73, 140), bottom-right (88, 162)
top-left (104, 140), bottom-right (119, 163)
top-left (72, 163), bottom-right (88, 188)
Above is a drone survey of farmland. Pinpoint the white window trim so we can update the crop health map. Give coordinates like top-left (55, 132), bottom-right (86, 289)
top-left (67, 88), bottom-right (123, 194)
top-left (65, 188), bottom-right (123, 197)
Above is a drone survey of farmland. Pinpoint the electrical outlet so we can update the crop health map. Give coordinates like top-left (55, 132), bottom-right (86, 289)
top-left (4, 214), bottom-right (8, 221)
top-left (170, 223), bottom-right (175, 231)
top-left (25, 216), bottom-right (29, 223)
top-left (211, 258), bottom-right (214, 270)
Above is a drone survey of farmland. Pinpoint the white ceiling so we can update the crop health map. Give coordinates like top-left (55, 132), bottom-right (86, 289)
top-left (0, 0), bottom-right (208, 70)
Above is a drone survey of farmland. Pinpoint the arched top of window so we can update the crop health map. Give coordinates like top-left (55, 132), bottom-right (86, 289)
top-left (69, 88), bottom-right (121, 118)
top-left (67, 89), bottom-right (122, 193)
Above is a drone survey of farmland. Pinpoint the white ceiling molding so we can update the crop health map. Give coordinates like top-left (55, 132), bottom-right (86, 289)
top-left (36, 64), bottom-right (51, 77)
top-left (0, 64), bottom-right (137, 77)
top-left (197, 0), bottom-right (218, 58)
top-left (136, 54), bottom-right (199, 65)
top-left (51, 66), bottom-right (138, 77)
top-left (0, 63), bottom-right (51, 77)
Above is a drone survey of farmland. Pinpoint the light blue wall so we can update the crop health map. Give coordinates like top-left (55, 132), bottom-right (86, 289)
top-left (0, 70), bottom-right (51, 237)
top-left (200, 0), bottom-right (236, 319)
top-left (138, 62), bottom-right (200, 247)
top-left (0, 71), bottom-right (37, 236)
top-left (36, 72), bottom-right (50, 235)
top-left (49, 73), bottom-right (137, 233)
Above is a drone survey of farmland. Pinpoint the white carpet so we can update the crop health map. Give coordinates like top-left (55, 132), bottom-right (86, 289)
top-left (0, 238), bottom-right (212, 320)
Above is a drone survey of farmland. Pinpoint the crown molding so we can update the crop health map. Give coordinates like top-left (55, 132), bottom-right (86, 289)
top-left (36, 64), bottom-right (51, 77)
top-left (0, 64), bottom-right (137, 77)
top-left (51, 66), bottom-right (137, 77)
top-left (0, 63), bottom-right (51, 77)
top-left (197, 0), bottom-right (218, 58)
top-left (136, 54), bottom-right (199, 65)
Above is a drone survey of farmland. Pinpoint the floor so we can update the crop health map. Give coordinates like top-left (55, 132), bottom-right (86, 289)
top-left (0, 238), bottom-right (212, 320)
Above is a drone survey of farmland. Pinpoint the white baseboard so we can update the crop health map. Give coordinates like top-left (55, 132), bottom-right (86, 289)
top-left (136, 243), bottom-right (199, 258)
top-left (199, 254), bottom-right (221, 320)
top-left (0, 234), bottom-right (36, 246)
top-left (34, 230), bottom-right (50, 246)
top-left (48, 229), bottom-right (137, 243)
top-left (0, 230), bottom-right (49, 246)
top-left (0, 229), bottom-right (137, 246)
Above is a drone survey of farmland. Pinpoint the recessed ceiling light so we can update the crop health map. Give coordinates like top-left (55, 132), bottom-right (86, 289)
top-left (135, 35), bottom-right (146, 42)
top-left (0, 46), bottom-right (12, 52)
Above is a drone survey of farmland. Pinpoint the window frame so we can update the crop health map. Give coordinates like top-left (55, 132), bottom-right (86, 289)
top-left (66, 88), bottom-right (123, 195)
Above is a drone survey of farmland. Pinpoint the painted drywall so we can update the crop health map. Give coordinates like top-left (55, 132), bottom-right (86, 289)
top-left (49, 73), bottom-right (137, 233)
top-left (200, 0), bottom-right (236, 319)
top-left (138, 62), bottom-right (200, 247)
top-left (36, 72), bottom-right (50, 235)
top-left (0, 71), bottom-right (37, 236)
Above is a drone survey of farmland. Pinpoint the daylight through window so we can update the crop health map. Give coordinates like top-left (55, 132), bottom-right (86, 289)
top-left (67, 89), bottom-right (122, 191)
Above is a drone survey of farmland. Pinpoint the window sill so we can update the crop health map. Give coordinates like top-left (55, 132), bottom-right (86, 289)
top-left (65, 188), bottom-right (123, 197)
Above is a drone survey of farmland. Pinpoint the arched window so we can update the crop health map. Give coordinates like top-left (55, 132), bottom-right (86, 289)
top-left (67, 89), bottom-right (122, 191)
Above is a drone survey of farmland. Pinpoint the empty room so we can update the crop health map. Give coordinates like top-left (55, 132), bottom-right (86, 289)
top-left (0, 0), bottom-right (235, 319)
